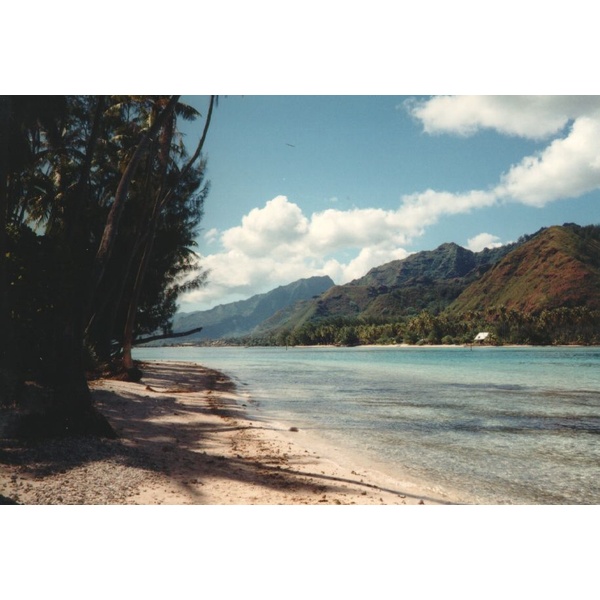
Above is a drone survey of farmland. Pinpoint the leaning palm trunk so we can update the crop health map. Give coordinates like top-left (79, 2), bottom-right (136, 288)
top-left (121, 112), bottom-right (175, 373)
top-left (90, 95), bottom-right (180, 306)
top-left (120, 96), bottom-right (215, 375)
top-left (121, 225), bottom-right (159, 373)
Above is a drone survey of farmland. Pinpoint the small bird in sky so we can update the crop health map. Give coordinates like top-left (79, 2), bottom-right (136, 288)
top-left (285, 143), bottom-right (296, 147)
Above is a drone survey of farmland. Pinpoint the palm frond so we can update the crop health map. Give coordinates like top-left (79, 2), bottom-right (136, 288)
top-left (175, 102), bottom-right (201, 121)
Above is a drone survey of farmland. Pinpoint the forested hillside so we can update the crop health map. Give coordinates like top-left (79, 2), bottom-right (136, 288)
top-left (169, 276), bottom-right (334, 341)
top-left (255, 236), bottom-right (524, 333)
top-left (239, 224), bottom-right (600, 347)
top-left (449, 224), bottom-right (600, 313)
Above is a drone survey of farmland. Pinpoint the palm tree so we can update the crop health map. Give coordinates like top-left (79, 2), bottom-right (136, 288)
top-left (2, 95), bottom-right (215, 436)
top-left (119, 96), bottom-right (215, 374)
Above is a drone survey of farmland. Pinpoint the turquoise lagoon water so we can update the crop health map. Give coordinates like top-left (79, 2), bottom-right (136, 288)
top-left (133, 345), bottom-right (600, 504)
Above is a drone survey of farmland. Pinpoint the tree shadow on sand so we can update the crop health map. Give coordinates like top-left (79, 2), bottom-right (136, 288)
top-left (0, 362), bottom-right (451, 505)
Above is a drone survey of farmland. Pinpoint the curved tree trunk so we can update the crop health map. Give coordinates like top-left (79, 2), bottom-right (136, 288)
top-left (90, 95), bottom-right (180, 304)
top-left (120, 96), bottom-right (216, 374)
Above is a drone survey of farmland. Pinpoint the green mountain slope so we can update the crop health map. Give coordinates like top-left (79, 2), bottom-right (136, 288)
top-left (355, 242), bottom-right (507, 287)
top-left (171, 275), bottom-right (334, 340)
top-left (449, 224), bottom-right (600, 314)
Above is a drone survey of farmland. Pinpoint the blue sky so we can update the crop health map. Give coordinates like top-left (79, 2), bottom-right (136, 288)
top-left (179, 96), bottom-right (600, 312)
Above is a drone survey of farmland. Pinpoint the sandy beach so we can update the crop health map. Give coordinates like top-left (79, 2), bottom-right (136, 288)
top-left (0, 360), bottom-right (456, 505)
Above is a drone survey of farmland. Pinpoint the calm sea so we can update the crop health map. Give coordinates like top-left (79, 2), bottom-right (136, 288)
top-left (133, 345), bottom-right (600, 504)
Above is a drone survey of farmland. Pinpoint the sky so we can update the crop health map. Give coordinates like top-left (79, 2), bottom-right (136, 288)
top-left (176, 95), bottom-right (600, 313)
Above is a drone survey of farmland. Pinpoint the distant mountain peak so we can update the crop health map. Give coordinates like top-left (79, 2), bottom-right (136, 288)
top-left (170, 275), bottom-right (334, 341)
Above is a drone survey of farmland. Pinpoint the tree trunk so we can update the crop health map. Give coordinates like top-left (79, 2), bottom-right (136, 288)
top-left (52, 97), bottom-right (105, 408)
top-left (120, 96), bottom-right (215, 372)
top-left (0, 97), bottom-right (11, 369)
top-left (90, 95), bottom-right (180, 302)
top-left (121, 234), bottom-right (157, 371)
top-left (0, 95), bottom-right (16, 411)
top-left (121, 112), bottom-right (176, 371)
top-left (133, 326), bottom-right (203, 345)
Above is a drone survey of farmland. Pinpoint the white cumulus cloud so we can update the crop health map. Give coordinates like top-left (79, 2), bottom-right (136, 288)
top-left (307, 207), bottom-right (410, 252)
top-left (407, 95), bottom-right (600, 139)
top-left (466, 233), bottom-right (503, 252)
top-left (182, 196), bottom-right (425, 309)
top-left (222, 195), bottom-right (309, 256)
top-left (495, 115), bottom-right (600, 206)
top-left (398, 189), bottom-right (498, 233)
top-left (204, 228), bottom-right (219, 244)
top-left (408, 96), bottom-right (600, 208)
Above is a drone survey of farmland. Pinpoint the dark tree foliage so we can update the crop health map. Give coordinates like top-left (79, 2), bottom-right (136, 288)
top-left (0, 95), bottom-right (214, 436)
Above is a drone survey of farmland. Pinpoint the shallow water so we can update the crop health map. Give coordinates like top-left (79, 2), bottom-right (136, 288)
top-left (133, 345), bottom-right (600, 504)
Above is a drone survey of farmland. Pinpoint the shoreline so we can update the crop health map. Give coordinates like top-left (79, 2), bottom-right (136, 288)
top-left (1, 360), bottom-right (455, 505)
top-left (150, 341), bottom-right (595, 350)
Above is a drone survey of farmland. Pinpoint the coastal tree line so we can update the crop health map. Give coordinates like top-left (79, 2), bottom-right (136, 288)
top-left (0, 95), bottom-right (214, 435)
top-left (225, 306), bottom-right (600, 347)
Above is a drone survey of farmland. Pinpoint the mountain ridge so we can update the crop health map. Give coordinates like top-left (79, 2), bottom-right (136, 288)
top-left (255, 235), bottom-right (527, 333)
top-left (251, 223), bottom-right (600, 343)
top-left (448, 224), bottom-right (600, 314)
top-left (168, 223), bottom-right (600, 345)
top-left (171, 275), bottom-right (334, 341)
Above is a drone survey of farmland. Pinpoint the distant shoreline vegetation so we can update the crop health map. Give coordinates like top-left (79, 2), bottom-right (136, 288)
top-left (172, 306), bottom-right (600, 348)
